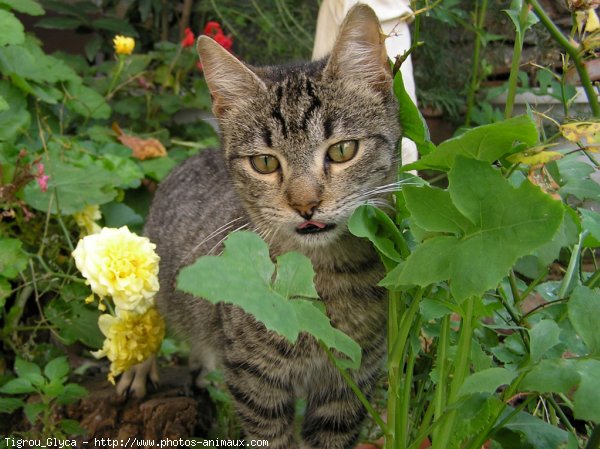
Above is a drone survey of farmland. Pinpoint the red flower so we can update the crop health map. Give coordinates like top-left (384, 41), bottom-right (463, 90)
top-left (202, 21), bottom-right (233, 51)
top-left (203, 21), bottom-right (222, 36)
top-left (181, 27), bottom-right (195, 48)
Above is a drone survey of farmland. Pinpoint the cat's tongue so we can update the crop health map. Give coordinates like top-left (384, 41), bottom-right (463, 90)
top-left (297, 220), bottom-right (327, 230)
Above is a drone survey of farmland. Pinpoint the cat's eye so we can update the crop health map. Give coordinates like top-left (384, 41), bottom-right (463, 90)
top-left (250, 154), bottom-right (280, 174)
top-left (327, 140), bottom-right (358, 163)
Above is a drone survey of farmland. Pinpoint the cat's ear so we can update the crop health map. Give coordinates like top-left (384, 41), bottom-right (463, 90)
top-left (197, 36), bottom-right (266, 117)
top-left (323, 4), bottom-right (392, 93)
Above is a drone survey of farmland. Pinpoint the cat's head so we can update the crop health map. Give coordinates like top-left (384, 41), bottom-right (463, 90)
top-left (197, 4), bottom-right (400, 250)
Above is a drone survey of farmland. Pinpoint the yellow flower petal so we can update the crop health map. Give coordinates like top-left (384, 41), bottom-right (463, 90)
top-left (73, 205), bottom-right (102, 236)
top-left (113, 35), bottom-right (135, 55)
top-left (94, 308), bottom-right (165, 382)
top-left (587, 8), bottom-right (600, 32)
top-left (72, 226), bottom-right (160, 314)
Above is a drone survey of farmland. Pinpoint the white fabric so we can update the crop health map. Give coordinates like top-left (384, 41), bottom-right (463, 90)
top-left (312, 0), bottom-right (418, 165)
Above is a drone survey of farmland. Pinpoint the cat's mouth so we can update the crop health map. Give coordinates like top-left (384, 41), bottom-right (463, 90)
top-left (296, 220), bottom-right (336, 235)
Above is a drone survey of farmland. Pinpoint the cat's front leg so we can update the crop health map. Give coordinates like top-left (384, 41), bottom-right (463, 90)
top-left (116, 356), bottom-right (159, 398)
top-left (224, 358), bottom-right (298, 449)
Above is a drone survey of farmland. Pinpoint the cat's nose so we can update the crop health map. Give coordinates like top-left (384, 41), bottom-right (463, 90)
top-left (292, 201), bottom-right (320, 220)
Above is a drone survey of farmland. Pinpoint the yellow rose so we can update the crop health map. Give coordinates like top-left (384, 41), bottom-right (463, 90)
top-left (92, 308), bottom-right (165, 384)
top-left (73, 204), bottom-right (101, 236)
top-left (113, 35), bottom-right (135, 55)
top-left (72, 226), bottom-right (160, 313)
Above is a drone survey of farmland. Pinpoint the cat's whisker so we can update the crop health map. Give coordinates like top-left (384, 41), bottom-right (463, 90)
top-left (185, 217), bottom-right (246, 262)
top-left (207, 222), bottom-right (250, 255)
top-left (364, 198), bottom-right (395, 212)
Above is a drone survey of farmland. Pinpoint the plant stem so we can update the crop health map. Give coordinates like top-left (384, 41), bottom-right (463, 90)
top-left (559, 231), bottom-right (588, 298)
top-left (432, 297), bottom-right (476, 449)
top-left (432, 315), bottom-right (450, 443)
top-left (585, 268), bottom-right (600, 288)
top-left (106, 56), bottom-right (126, 99)
top-left (320, 342), bottom-right (388, 433)
top-left (547, 395), bottom-right (578, 435)
top-left (585, 424), bottom-right (600, 449)
top-left (398, 325), bottom-right (418, 446)
top-left (465, 0), bottom-right (488, 126)
top-left (504, 1), bottom-right (530, 119)
top-left (527, 0), bottom-right (600, 118)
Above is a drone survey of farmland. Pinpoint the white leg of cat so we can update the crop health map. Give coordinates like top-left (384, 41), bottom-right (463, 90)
top-left (115, 356), bottom-right (158, 398)
top-left (189, 344), bottom-right (219, 388)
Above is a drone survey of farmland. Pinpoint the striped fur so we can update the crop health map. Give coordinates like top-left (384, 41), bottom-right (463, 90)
top-left (144, 5), bottom-right (400, 448)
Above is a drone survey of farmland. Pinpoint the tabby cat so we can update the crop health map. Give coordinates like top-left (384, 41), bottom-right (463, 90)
top-left (132, 5), bottom-right (401, 448)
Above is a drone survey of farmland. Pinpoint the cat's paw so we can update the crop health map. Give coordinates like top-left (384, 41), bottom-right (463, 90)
top-left (116, 356), bottom-right (159, 398)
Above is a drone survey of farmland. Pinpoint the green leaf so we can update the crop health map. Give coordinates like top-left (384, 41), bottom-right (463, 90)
top-left (178, 232), bottom-right (299, 342)
top-left (0, 238), bottom-right (28, 279)
top-left (458, 367), bottom-right (517, 397)
top-left (403, 115), bottom-right (538, 172)
top-left (528, 319), bottom-right (561, 362)
top-left (0, 94), bottom-right (8, 111)
top-left (0, 80), bottom-right (30, 141)
top-left (23, 402), bottom-right (45, 424)
top-left (44, 356), bottom-right (69, 382)
top-left (177, 231), bottom-right (360, 367)
top-left (556, 156), bottom-right (600, 202)
top-left (393, 70), bottom-right (435, 156)
top-left (43, 378), bottom-right (65, 398)
top-left (97, 153), bottom-right (143, 189)
top-left (0, 0), bottom-right (44, 15)
top-left (0, 38), bottom-right (79, 84)
top-left (0, 397), bottom-right (24, 413)
top-left (403, 185), bottom-right (473, 235)
top-left (419, 298), bottom-right (455, 321)
top-left (348, 204), bottom-right (408, 266)
top-left (383, 158), bottom-right (564, 300)
top-left (59, 418), bottom-right (86, 435)
top-left (0, 377), bottom-right (36, 394)
top-left (15, 358), bottom-right (44, 388)
top-left (0, 276), bottom-right (11, 304)
top-left (515, 209), bottom-right (579, 278)
top-left (140, 157), bottom-right (177, 182)
top-left (273, 253), bottom-right (319, 299)
top-left (568, 285), bottom-right (600, 354)
top-left (293, 299), bottom-right (361, 369)
top-left (580, 208), bottom-right (600, 248)
top-left (451, 395), bottom-right (504, 448)
top-left (92, 18), bottom-right (138, 37)
top-left (64, 81), bottom-right (111, 119)
top-left (44, 293), bottom-right (103, 348)
top-left (521, 358), bottom-right (580, 394)
top-left (504, 0), bottom-right (539, 37)
top-left (0, 10), bottom-right (25, 46)
top-left (35, 16), bottom-right (81, 29)
top-left (23, 154), bottom-right (118, 215)
top-left (56, 383), bottom-right (87, 405)
top-left (495, 408), bottom-right (571, 449)
top-left (101, 202), bottom-right (144, 228)
top-left (572, 359), bottom-right (600, 422)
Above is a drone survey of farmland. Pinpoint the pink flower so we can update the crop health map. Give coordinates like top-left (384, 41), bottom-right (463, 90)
top-left (36, 163), bottom-right (49, 192)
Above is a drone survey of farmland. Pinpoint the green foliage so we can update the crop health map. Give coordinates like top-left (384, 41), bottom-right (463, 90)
top-left (386, 156), bottom-right (563, 300)
top-left (0, 0), bottom-right (216, 437)
top-left (177, 231), bottom-right (361, 369)
top-left (403, 115), bottom-right (538, 172)
top-left (0, 357), bottom-right (87, 437)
